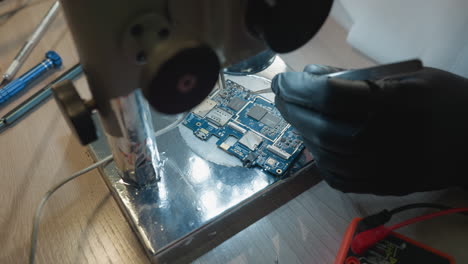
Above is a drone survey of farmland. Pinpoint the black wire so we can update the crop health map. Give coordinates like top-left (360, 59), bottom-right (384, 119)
top-left (360, 203), bottom-right (468, 231)
top-left (389, 203), bottom-right (468, 216)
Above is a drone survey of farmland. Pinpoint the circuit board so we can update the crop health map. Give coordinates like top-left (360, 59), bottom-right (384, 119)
top-left (183, 79), bottom-right (305, 177)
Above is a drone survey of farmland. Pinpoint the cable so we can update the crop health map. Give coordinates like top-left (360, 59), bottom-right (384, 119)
top-left (154, 112), bottom-right (188, 137)
top-left (29, 114), bottom-right (186, 264)
top-left (389, 207), bottom-right (468, 230)
top-left (29, 155), bottom-right (113, 264)
top-left (389, 203), bottom-right (454, 215)
top-left (351, 207), bottom-right (468, 255)
top-left (359, 202), bottom-right (468, 231)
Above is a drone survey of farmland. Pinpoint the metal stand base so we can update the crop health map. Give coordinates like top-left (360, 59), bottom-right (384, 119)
top-left (88, 57), bottom-right (323, 264)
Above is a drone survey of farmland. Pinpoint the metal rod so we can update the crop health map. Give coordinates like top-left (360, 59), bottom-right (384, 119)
top-left (106, 89), bottom-right (161, 186)
top-left (0, 64), bottom-right (82, 132)
top-left (328, 59), bottom-right (423, 80)
top-left (1, 1), bottom-right (60, 85)
top-left (0, 51), bottom-right (62, 105)
top-left (218, 70), bottom-right (226, 91)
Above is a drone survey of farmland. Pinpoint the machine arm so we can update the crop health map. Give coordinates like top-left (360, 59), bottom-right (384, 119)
top-left (53, 0), bottom-right (333, 185)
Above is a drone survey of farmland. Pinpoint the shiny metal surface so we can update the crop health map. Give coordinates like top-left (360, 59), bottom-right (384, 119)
top-left (89, 56), bottom-right (320, 263)
top-left (106, 89), bottom-right (161, 186)
top-left (328, 59), bottom-right (423, 80)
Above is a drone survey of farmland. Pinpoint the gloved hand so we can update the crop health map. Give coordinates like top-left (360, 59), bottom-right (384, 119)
top-left (272, 64), bottom-right (468, 195)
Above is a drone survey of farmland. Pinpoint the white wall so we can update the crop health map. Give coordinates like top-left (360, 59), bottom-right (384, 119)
top-left (280, 17), bottom-right (374, 71)
top-left (330, 0), bottom-right (354, 31)
top-left (332, 0), bottom-right (468, 77)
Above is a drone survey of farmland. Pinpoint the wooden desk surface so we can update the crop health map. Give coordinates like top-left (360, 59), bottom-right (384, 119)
top-left (1, 1), bottom-right (467, 264)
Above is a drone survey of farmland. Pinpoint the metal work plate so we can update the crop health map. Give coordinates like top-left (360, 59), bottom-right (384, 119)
top-left (88, 57), bottom-right (322, 264)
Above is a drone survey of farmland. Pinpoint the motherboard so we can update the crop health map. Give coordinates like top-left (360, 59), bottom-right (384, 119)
top-left (183, 79), bottom-right (305, 177)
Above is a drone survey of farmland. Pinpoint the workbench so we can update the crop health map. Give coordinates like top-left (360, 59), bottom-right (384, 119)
top-left (1, 1), bottom-right (467, 263)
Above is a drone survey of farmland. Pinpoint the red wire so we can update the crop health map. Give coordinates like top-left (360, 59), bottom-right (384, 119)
top-left (389, 207), bottom-right (468, 231)
top-left (351, 207), bottom-right (468, 255)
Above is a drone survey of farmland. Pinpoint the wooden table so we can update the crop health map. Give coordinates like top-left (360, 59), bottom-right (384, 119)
top-left (0, 1), bottom-right (149, 263)
top-left (1, 1), bottom-right (467, 264)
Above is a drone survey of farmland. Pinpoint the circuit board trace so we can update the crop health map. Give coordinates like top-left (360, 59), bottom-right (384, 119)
top-left (183, 79), bottom-right (304, 176)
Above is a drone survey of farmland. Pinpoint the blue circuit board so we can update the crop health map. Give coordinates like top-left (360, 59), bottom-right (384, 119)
top-left (183, 79), bottom-right (305, 177)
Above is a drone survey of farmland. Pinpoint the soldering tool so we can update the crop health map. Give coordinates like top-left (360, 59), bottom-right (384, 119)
top-left (0, 51), bottom-right (62, 105)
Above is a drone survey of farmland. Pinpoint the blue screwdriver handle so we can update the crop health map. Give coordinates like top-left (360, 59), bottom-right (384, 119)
top-left (0, 51), bottom-right (62, 104)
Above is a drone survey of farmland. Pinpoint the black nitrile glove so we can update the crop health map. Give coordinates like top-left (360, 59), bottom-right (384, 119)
top-left (272, 64), bottom-right (468, 195)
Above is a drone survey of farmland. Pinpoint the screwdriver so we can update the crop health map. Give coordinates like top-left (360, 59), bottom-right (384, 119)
top-left (1, 1), bottom-right (61, 86)
top-left (0, 51), bottom-right (62, 105)
top-left (0, 64), bottom-right (82, 132)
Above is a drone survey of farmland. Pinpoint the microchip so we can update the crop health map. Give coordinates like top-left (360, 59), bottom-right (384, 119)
top-left (247, 105), bottom-right (267, 121)
top-left (192, 99), bottom-right (217, 117)
top-left (227, 97), bottom-right (247, 112)
top-left (206, 107), bottom-right (233, 126)
top-left (183, 78), bottom-right (306, 177)
top-left (239, 131), bottom-right (263, 151)
top-left (260, 113), bottom-right (281, 128)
